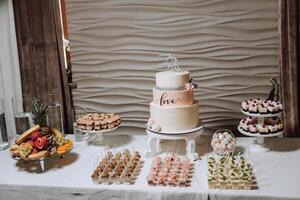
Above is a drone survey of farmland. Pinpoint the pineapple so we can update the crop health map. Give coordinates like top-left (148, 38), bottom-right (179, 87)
top-left (31, 98), bottom-right (57, 153)
top-left (31, 98), bottom-right (49, 128)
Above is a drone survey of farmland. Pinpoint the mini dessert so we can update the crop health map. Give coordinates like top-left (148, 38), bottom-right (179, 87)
top-left (249, 124), bottom-right (258, 134)
top-left (258, 104), bottom-right (268, 114)
top-left (239, 116), bottom-right (284, 135)
top-left (258, 124), bottom-right (269, 135)
top-left (147, 154), bottom-right (193, 187)
top-left (91, 150), bottom-right (142, 184)
top-left (211, 130), bottom-right (236, 155)
top-left (248, 105), bottom-right (258, 113)
top-left (77, 113), bottom-right (121, 131)
top-left (207, 154), bottom-right (256, 190)
top-left (241, 98), bottom-right (283, 114)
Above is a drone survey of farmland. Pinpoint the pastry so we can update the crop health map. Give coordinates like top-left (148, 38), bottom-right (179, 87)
top-left (77, 113), bottom-right (121, 131)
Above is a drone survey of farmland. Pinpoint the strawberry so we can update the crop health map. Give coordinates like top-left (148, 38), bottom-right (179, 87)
top-left (35, 136), bottom-right (48, 150)
top-left (31, 131), bottom-right (41, 141)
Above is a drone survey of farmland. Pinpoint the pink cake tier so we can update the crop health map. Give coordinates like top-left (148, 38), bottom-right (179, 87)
top-left (153, 87), bottom-right (194, 107)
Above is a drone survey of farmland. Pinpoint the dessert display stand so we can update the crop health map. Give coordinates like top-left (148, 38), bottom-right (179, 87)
top-left (79, 126), bottom-right (119, 145)
top-left (238, 110), bottom-right (284, 153)
top-left (146, 122), bottom-right (203, 160)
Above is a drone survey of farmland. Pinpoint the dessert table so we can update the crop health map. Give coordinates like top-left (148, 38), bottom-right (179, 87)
top-left (0, 134), bottom-right (300, 200)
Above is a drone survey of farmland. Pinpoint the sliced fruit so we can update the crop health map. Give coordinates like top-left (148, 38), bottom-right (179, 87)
top-left (57, 139), bottom-right (73, 155)
top-left (35, 136), bottom-right (48, 150)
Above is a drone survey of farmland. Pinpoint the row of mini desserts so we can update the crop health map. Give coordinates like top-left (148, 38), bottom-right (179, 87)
top-left (207, 154), bottom-right (255, 190)
top-left (239, 117), bottom-right (283, 134)
top-left (147, 155), bottom-right (192, 187)
top-left (77, 113), bottom-right (121, 131)
top-left (91, 150), bottom-right (141, 184)
top-left (241, 98), bottom-right (283, 114)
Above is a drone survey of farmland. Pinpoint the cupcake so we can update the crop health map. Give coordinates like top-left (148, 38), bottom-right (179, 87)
top-left (248, 104), bottom-right (258, 113)
top-left (241, 101), bottom-right (249, 111)
top-left (259, 124), bottom-right (269, 135)
top-left (258, 104), bottom-right (268, 114)
top-left (268, 124), bottom-right (278, 133)
top-left (249, 124), bottom-right (258, 134)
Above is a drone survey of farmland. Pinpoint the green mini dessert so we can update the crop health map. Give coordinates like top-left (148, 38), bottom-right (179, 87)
top-left (219, 175), bottom-right (228, 189)
top-left (208, 176), bottom-right (217, 189)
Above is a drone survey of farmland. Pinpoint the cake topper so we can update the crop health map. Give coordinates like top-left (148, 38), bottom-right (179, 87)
top-left (159, 54), bottom-right (181, 72)
top-left (268, 78), bottom-right (280, 101)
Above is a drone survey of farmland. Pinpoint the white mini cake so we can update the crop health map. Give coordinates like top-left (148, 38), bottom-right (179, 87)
top-left (147, 70), bottom-right (199, 132)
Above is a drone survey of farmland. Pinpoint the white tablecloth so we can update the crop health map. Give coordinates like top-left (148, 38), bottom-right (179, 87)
top-left (0, 135), bottom-right (299, 200)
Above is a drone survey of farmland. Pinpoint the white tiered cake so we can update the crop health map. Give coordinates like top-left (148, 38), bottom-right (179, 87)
top-left (147, 70), bottom-right (199, 133)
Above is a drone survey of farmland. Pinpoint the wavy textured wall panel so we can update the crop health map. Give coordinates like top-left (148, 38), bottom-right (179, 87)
top-left (66, 0), bottom-right (279, 133)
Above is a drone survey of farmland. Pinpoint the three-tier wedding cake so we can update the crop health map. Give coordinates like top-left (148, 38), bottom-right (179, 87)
top-left (147, 55), bottom-right (199, 133)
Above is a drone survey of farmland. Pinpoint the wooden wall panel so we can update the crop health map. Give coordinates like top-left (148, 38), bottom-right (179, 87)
top-left (13, 0), bottom-right (73, 133)
top-left (66, 0), bottom-right (279, 133)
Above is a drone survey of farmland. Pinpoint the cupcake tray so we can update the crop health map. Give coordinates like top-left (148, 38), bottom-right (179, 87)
top-left (207, 154), bottom-right (257, 190)
top-left (147, 154), bottom-right (193, 187)
top-left (239, 107), bottom-right (284, 152)
top-left (238, 126), bottom-right (284, 138)
top-left (241, 109), bottom-right (282, 118)
top-left (91, 150), bottom-right (143, 184)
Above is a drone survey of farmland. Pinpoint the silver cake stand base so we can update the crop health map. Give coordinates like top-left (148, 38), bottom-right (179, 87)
top-left (145, 123), bottom-right (203, 160)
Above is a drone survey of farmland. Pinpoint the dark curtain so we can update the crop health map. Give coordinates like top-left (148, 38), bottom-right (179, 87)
top-left (279, 0), bottom-right (300, 137)
top-left (13, 0), bottom-right (73, 134)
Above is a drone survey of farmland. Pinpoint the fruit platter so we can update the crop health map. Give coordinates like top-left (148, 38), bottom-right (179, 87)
top-left (9, 125), bottom-right (73, 160)
top-left (9, 99), bottom-right (73, 171)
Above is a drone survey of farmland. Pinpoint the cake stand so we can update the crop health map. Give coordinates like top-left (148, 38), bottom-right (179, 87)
top-left (78, 126), bottom-right (119, 145)
top-left (146, 122), bottom-right (203, 160)
top-left (238, 109), bottom-right (284, 153)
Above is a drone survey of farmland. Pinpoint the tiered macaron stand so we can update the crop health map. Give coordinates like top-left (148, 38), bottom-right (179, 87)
top-left (238, 109), bottom-right (284, 153)
top-left (146, 121), bottom-right (203, 160)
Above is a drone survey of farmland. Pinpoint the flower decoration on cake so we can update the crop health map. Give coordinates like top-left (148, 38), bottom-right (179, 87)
top-left (159, 54), bottom-right (181, 72)
top-left (211, 130), bottom-right (236, 155)
top-left (146, 118), bottom-right (161, 132)
top-left (185, 79), bottom-right (198, 91)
